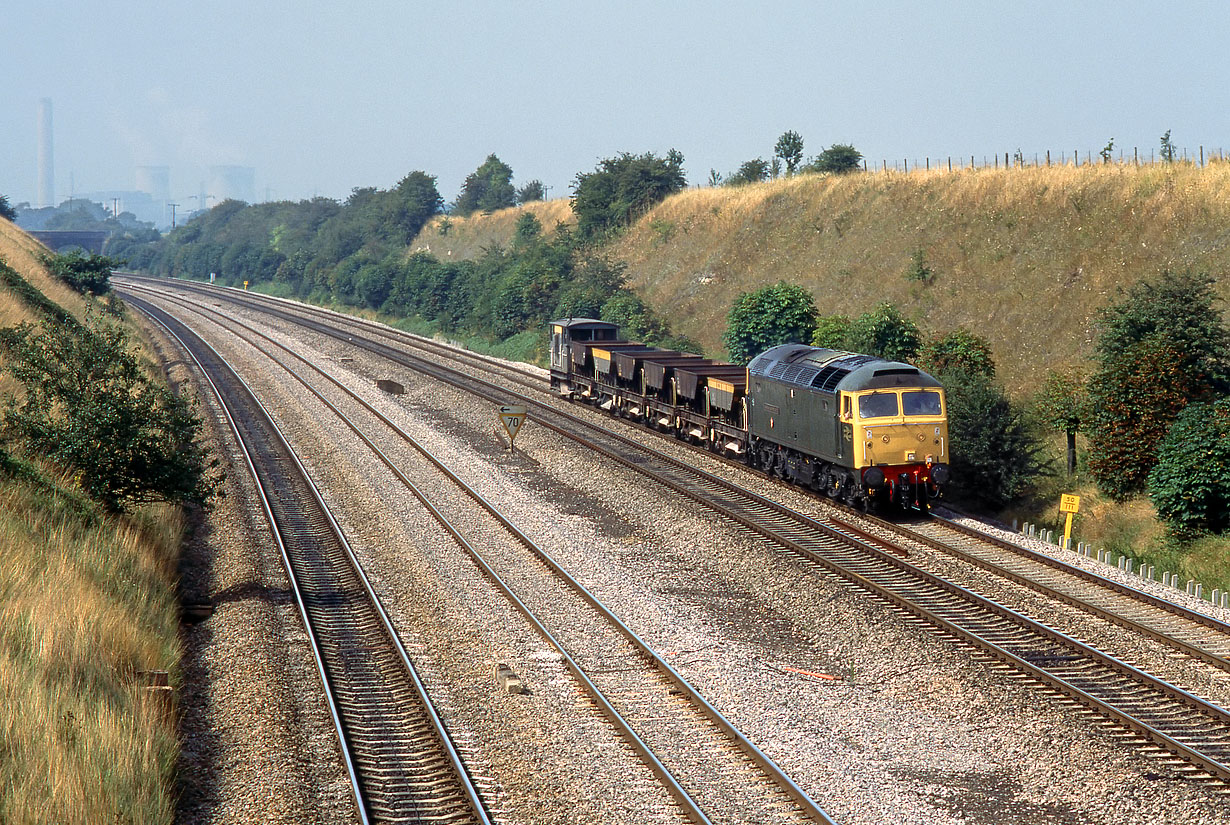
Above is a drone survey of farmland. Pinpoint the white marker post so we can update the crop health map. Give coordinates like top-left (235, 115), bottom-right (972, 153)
top-left (498, 404), bottom-right (528, 450)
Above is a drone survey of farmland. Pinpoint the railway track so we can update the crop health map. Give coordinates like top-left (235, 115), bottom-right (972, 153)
top-left (129, 296), bottom-right (491, 825)
top-left (120, 277), bottom-right (1230, 787)
top-left (125, 287), bottom-right (837, 824)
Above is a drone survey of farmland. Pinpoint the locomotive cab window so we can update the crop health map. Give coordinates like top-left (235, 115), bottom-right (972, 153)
top-left (902, 390), bottom-right (943, 416)
top-left (858, 391), bottom-right (899, 419)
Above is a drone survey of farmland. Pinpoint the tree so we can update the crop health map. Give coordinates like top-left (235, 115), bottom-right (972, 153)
top-left (571, 149), bottom-right (687, 239)
top-left (1100, 138), bottom-right (1115, 163)
top-left (0, 194), bottom-right (15, 221)
top-left (844, 303), bottom-right (921, 362)
top-left (809, 144), bottom-right (864, 174)
top-left (46, 250), bottom-right (124, 295)
top-left (1034, 368), bottom-right (1087, 476)
top-left (723, 281), bottom-right (818, 364)
top-left (516, 179), bottom-right (545, 204)
top-left (1085, 270), bottom-right (1230, 499)
top-left (774, 131), bottom-right (805, 175)
top-left (725, 158), bottom-right (771, 186)
top-left (0, 315), bottom-right (220, 513)
top-left (812, 314), bottom-right (851, 349)
top-left (1147, 399), bottom-right (1230, 537)
top-left (1160, 129), bottom-right (1176, 163)
top-left (941, 369), bottom-right (1045, 509)
top-left (384, 171), bottom-right (444, 244)
top-left (920, 328), bottom-right (995, 378)
top-left (453, 154), bottom-right (516, 216)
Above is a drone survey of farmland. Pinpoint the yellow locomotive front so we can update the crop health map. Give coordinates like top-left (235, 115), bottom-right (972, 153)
top-left (845, 386), bottom-right (950, 508)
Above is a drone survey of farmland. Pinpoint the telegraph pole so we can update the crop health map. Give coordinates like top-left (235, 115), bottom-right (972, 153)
top-left (168, 203), bottom-right (178, 228)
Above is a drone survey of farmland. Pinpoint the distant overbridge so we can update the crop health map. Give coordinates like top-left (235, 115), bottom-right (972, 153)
top-left (28, 230), bottom-right (110, 254)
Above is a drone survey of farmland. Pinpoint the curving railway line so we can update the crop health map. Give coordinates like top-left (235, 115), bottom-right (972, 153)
top-left (119, 276), bottom-right (1230, 799)
top-left (130, 296), bottom-right (490, 825)
top-left (125, 287), bottom-right (837, 824)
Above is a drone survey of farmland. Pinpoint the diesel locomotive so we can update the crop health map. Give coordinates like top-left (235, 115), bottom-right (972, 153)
top-left (549, 318), bottom-right (950, 510)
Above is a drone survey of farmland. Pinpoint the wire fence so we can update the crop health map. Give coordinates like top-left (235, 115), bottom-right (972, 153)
top-left (869, 144), bottom-right (1227, 174)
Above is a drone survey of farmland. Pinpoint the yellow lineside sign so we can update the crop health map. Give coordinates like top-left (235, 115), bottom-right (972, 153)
top-left (1059, 493), bottom-right (1080, 548)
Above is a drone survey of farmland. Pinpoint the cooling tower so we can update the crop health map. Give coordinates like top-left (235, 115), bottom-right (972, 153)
top-left (207, 165), bottom-right (256, 205)
top-left (37, 99), bottom-right (54, 208)
top-left (135, 165), bottom-right (171, 202)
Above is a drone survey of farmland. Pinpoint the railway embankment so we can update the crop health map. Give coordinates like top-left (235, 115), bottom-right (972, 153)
top-left (414, 161), bottom-right (1230, 396)
top-left (0, 221), bottom-right (182, 824)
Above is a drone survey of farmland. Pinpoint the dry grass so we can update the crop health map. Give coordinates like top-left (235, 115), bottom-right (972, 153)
top-left (612, 162), bottom-right (1230, 394)
top-left (0, 219), bottom-right (91, 327)
top-left (0, 222), bottom-right (182, 823)
top-left (0, 478), bottom-right (181, 824)
top-left (411, 198), bottom-right (575, 261)
top-left (407, 163), bottom-right (1230, 395)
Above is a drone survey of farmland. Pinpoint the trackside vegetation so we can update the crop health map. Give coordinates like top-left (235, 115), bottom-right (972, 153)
top-left (115, 149), bottom-right (1230, 585)
top-left (1, 245), bottom-right (194, 823)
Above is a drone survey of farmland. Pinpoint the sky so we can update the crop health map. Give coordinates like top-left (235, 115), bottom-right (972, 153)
top-left (4, 1), bottom-right (1230, 211)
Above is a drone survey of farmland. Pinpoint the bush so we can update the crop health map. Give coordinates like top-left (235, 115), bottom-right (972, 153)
top-left (1086, 338), bottom-right (1205, 500)
top-left (808, 144), bottom-right (863, 174)
top-left (812, 314), bottom-right (851, 349)
top-left (941, 369), bottom-right (1046, 508)
top-left (46, 250), bottom-right (124, 295)
top-left (725, 158), bottom-right (771, 186)
top-left (844, 302), bottom-right (921, 363)
top-left (1148, 398), bottom-right (1230, 537)
top-left (723, 281), bottom-right (818, 364)
top-left (920, 327), bottom-right (995, 377)
top-left (571, 149), bottom-right (687, 239)
top-left (0, 315), bottom-right (220, 513)
top-left (1086, 271), bottom-right (1229, 499)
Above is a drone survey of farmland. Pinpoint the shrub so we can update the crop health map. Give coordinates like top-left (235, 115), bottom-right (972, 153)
top-left (723, 281), bottom-right (818, 364)
top-left (808, 144), bottom-right (863, 174)
top-left (941, 369), bottom-right (1046, 508)
top-left (0, 315), bottom-right (220, 513)
top-left (46, 250), bottom-right (124, 295)
top-left (1148, 398), bottom-right (1230, 537)
top-left (1086, 338), bottom-right (1207, 500)
top-left (812, 314), bottom-right (851, 349)
top-left (920, 327), bottom-right (995, 377)
top-left (844, 302), bottom-right (921, 363)
top-left (1086, 271), bottom-right (1230, 499)
top-left (571, 149), bottom-right (687, 239)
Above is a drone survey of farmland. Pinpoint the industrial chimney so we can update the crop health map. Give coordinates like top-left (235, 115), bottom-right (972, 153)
top-left (37, 98), bottom-right (54, 208)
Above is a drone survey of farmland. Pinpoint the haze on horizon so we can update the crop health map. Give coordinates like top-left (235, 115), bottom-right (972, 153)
top-left (3, 1), bottom-right (1228, 210)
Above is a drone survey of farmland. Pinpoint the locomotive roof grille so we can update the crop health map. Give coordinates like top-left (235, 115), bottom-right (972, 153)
top-left (812, 366), bottom-right (851, 391)
top-left (873, 367), bottom-right (919, 377)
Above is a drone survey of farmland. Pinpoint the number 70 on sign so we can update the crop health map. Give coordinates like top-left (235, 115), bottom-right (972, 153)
top-left (498, 405), bottom-right (528, 449)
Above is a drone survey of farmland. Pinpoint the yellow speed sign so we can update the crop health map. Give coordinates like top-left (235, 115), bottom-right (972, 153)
top-left (1059, 494), bottom-right (1081, 514)
top-left (498, 405), bottom-right (527, 448)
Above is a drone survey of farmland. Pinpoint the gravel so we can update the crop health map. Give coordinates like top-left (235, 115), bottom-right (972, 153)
top-left (134, 284), bottom-right (1230, 825)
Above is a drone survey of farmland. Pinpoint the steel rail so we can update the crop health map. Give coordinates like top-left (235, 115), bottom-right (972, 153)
top-left (128, 294), bottom-right (491, 825)
top-left (123, 279), bottom-right (1230, 783)
top-left (124, 282), bottom-right (837, 825)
